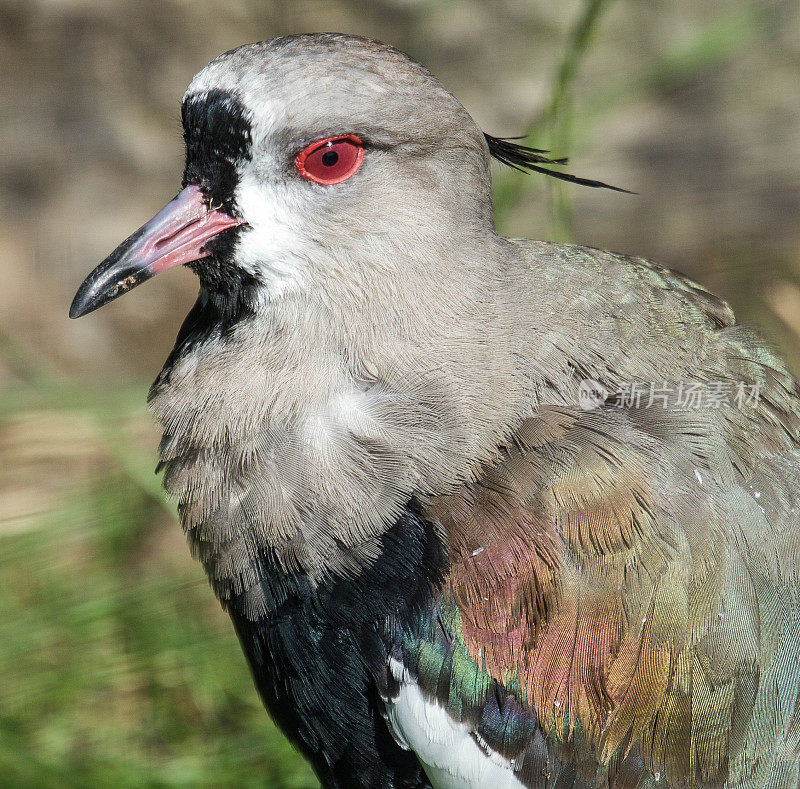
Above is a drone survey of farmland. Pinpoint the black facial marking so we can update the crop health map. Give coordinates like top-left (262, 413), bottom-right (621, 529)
top-left (181, 88), bottom-right (253, 212)
top-left (148, 268), bottom-right (261, 398)
top-left (179, 89), bottom-right (256, 309)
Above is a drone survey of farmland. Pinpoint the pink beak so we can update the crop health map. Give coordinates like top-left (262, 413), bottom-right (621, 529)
top-left (70, 184), bottom-right (242, 318)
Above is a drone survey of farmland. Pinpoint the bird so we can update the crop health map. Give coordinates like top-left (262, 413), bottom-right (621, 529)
top-left (69, 34), bottom-right (800, 789)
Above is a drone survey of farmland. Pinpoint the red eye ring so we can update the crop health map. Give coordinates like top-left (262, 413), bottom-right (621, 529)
top-left (295, 135), bottom-right (364, 185)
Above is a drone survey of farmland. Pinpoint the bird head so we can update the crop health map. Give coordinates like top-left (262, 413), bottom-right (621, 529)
top-left (69, 34), bottom-right (498, 321)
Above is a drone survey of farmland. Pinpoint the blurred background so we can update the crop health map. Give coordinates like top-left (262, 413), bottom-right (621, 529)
top-left (1, 0), bottom-right (799, 785)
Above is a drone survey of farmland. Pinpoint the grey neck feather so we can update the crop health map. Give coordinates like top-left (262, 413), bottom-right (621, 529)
top-left (148, 228), bottom-right (528, 615)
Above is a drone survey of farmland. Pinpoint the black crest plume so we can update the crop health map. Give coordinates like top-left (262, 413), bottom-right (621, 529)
top-left (484, 134), bottom-right (631, 193)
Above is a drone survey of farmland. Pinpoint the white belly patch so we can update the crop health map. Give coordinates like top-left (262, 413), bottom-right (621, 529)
top-left (384, 658), bottom-right (525, 789)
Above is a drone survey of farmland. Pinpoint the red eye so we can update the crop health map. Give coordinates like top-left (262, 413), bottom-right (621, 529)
top-left (295, 135), bottom-right (364, 185)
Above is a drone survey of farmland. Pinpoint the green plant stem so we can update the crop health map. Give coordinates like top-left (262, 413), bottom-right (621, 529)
top-left (493, 0), bottom-right (616, 238)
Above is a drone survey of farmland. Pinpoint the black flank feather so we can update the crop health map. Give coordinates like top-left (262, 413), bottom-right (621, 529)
top-left (484, 133), bottom-right (633, 194)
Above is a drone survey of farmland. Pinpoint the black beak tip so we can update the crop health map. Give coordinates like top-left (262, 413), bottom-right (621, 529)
top-left (69, 285), bottom-right (98, 319)
top-left (68, 299), bottom-right (86, 320)
top-left (68, 254), bottom-right (154, 320)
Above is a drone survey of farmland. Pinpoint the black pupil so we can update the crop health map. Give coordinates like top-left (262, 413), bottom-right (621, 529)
top-left (321, 149), bottom-right (339, 167)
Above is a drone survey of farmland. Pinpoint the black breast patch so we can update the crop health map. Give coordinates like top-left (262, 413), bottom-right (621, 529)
top-left (224, 506), bottom-right (447, 788)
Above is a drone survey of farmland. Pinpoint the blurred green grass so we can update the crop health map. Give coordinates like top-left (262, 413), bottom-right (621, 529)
top-left (1, 0), bottom-right (797, 786)
top-left (0, 374), bottom-right (317, 787)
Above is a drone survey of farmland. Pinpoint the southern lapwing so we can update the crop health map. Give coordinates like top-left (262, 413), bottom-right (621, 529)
top-left (70, 34), bottom-right (800, 788)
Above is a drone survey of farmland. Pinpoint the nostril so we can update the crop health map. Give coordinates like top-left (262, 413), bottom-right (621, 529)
top-left (154, 217), bottom-right (202, 249)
